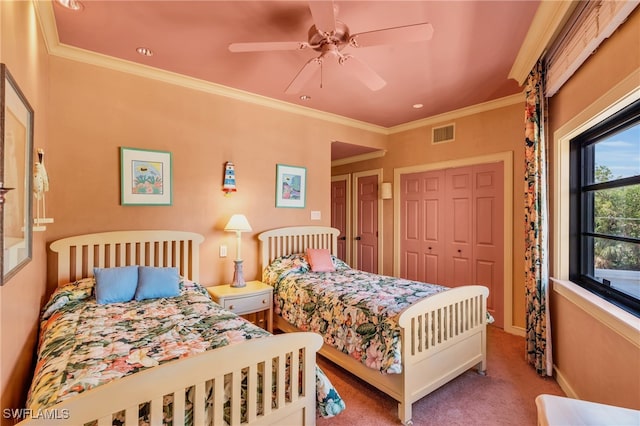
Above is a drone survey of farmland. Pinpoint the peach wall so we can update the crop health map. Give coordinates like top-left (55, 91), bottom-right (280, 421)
top-left (0, 2), bottom-right (387, 414)
top-left (547, 8), bottom-right (640, 409)
top-left (550, 291), bottom-right (640, 409)
top-left (333, 102), bottom-right (526, 329)
top-left (45, 56), bottom-right (386, 292)
top-left (0, 0), bottom-right (50, 421)
top-left (3, 0), bottom-right (637, 418)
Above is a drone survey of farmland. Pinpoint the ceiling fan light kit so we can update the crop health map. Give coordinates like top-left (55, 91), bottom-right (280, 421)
top-left (228, 1), bottom-right (433, 94)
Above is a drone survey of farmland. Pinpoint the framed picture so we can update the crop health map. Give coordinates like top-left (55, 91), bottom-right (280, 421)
top-left (1, 63), bottom-right (34, 284)
top-left (120, 147), bottom-right (172, 206)
top-left (275, 164), bottom-right (306, 208)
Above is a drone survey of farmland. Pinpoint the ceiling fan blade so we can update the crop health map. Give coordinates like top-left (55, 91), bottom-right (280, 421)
top-left (350, 23), bottom-right (434, 48)
top-left (285, 57), bottom-right (322, 94)
top-left (229, 41), bottom-right (310, 53)
top-left (308, 1), bottom-right (336, 35)
top-left (339, 55), bottom-right (386, 91)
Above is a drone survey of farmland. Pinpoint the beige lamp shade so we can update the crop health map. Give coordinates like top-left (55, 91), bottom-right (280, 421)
top-left (224, 214), bottom-right (252, 232)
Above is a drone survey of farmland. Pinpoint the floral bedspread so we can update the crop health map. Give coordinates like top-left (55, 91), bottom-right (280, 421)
top-left (26, 277), bottom-right (345, 422)
top-left (263, 254), bottom-right (449, 374)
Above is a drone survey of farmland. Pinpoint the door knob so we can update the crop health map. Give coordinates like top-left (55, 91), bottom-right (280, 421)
top-left (338, 236), bottom-right (346, 241)
top-left (355, 236), bottom-right (362, 240)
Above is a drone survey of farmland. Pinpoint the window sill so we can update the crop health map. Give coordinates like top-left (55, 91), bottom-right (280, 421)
top-left (551, 278), bottom-right (640, 348)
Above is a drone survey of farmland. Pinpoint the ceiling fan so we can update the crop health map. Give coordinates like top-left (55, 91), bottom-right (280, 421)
top-left (228, 1), bottom-right (434, 94)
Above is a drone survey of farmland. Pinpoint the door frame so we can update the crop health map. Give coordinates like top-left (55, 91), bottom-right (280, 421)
top-left (352, 169), bottom-right (384, 274)
top-left (393, 152), bottom-right (517, 335)
top-left (331, 174), bottom-right (352, 266)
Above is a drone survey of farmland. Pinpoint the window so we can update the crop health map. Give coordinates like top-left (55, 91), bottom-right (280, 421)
top-left (570, 99), bottom-right (640, 316)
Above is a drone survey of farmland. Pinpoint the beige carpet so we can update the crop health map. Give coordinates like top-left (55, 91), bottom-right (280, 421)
top-left (316, 325), bottom-right (564, 425)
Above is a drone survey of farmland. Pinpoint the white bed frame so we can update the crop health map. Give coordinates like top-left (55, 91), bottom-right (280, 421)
top-left (259, 226), bottom-right (489, 425)
top-left (20, 230), bottom-right (322, 426)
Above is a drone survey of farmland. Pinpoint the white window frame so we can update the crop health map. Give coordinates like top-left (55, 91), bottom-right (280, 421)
top-left (552, 70), bottom-right (640, 344)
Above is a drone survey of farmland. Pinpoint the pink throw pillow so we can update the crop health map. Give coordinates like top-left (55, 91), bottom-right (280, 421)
top-left (306, 248), bottom-right (335, 272)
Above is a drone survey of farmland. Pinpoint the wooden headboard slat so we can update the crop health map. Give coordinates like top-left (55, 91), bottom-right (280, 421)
top-left (50, 230), bottom-right (205, 286)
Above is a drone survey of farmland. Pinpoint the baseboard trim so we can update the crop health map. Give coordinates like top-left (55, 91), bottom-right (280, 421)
top-left (504, 324), bottom-right (526, 337)
top-left (553, 365), bottom-right (578, 399)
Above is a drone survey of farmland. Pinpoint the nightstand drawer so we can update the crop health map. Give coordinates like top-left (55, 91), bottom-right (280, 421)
top-left (206, 281), bottom-right (273, 332)
top-left (223, 293), bottom-right (271, 315)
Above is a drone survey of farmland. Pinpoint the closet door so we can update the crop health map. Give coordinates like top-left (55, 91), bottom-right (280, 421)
top-left (445, 166), bottom-right (474, 287)
top-left (400, 170), bottom-right (445, 284)
top-left (473, 162), bottom-right (504, 327)
top-left (399, 162), bottom-right (504, 327)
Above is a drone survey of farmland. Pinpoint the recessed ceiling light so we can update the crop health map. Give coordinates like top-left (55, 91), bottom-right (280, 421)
top-left (136, 47), bottom-right (154, 57)
top-left (413, 103), bottom-right (424, 109)
top-left (300, 95), bottom-right (311, 101)
top-left (56, 0), bottom-right (83, 11)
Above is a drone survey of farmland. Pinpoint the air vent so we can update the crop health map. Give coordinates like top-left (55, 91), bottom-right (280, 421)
top-left (432, 123), bottom-right (455, 144)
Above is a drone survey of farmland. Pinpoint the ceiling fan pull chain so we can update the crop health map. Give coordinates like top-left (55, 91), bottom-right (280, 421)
top-left (320, 60), bottom-right (324, 89)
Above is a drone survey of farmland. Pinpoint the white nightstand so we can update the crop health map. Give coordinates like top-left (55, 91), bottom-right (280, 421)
top-left (207, 281), bottom-right (273, 332)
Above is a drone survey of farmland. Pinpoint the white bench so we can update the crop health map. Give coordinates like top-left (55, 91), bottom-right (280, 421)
top-left (535, 394), bottom-right (640, 426)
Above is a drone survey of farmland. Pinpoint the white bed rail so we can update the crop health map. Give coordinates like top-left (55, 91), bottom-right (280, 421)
top-left (397, 285), bottom-right (489, 423)
top-left (18, 332), bottom-right (322, 426)
top-left (399, 285), bottom-right (488, 357)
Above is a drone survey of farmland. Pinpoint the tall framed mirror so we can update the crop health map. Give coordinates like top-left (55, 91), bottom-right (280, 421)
top-left (1, 63), bottom-right (33, 285)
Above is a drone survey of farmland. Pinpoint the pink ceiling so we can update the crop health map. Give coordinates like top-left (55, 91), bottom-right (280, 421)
top-left (51, 1), bottom-right (539, 129)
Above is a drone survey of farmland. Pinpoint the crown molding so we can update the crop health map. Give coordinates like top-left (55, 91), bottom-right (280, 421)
top-left (508, 0), bottom-right (579, 86)
top-left (388, 93), bottom-right (524, 134)
top-left (32, 1), bottom-right (389, 135)
top-left (331, 149), bottom-right (387, 167)
top-left (33, 0), bottom-right (59, 54)
top-left (32, 0), bottom-right (533, 136)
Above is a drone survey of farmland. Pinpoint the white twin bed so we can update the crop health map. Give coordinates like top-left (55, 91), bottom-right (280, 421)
top-left (19, 230), bottom-right (323, 426)
top-left (20, 226), bottom-right (489, 426)
top-left (258, 226), bottom-right (489, 425)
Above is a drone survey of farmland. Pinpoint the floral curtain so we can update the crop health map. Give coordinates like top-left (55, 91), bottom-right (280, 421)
top-left (524, 60), bottom-right (552, 376)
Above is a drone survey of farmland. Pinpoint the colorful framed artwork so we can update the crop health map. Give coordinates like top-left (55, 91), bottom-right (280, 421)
top-left (275, 164), bottom-right (306, 208)
top-left (120, 147), bottom-right (172, 206)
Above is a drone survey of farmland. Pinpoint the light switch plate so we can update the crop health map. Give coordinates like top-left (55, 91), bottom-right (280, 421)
top-left (311, 211), bottom-right (321, 220)
top-left (219, 245), bottom-right (227, 257)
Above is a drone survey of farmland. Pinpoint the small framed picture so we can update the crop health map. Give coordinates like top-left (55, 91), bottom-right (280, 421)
top-left (275, 164), bottom-right (306, 208)
top-left (120, 147), bottom-right (172, 206)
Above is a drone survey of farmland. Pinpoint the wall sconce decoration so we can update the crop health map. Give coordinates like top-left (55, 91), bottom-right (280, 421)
top-left (222, 161), bottom-right (236, 197)
top-left (33, 148), bottom-right (53, 231)
top-left (224, 214), bottom-right (252, 287)
top-left (0, 185), bottom-right (14, 204)
top-left (381, 182), bottom-right (393, 200)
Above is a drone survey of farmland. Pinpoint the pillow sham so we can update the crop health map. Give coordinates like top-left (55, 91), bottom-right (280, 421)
top-left (94, 266), bottom-right (139, 304)
top-left (135, 266), bottom-right (180, 300)
top-left (306, 248), bottom-right (336, 272)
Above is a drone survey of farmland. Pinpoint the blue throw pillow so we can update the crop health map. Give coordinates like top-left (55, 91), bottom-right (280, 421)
top-left (135, 266), bottom-right (180, 301)
top-left (94, 266), bottom-right (139, 304)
